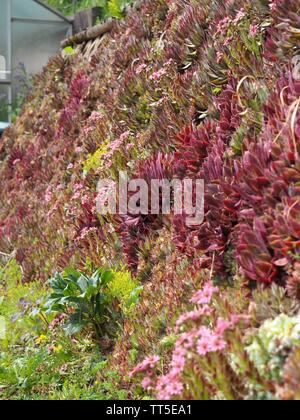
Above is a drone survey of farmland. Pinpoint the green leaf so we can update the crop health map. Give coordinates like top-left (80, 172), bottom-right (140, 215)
top-left (100, 269), bottom-right (114, 286)
top-left (77, 275), bottom-right (89, 293)
top-left (64, 46), bottom-right (75, 55)
top-left (127, 286), bottom-right (143, 306)
top-left (63, 313), bottom-right (88, 336)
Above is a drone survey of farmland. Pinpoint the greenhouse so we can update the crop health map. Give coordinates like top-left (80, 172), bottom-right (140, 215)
top-left (0, 0), bottom-right (71, 130)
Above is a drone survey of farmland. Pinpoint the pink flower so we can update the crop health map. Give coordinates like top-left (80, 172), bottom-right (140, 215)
top-left (175, 306), bottom-right (212, 331)
top-left (45, 192), bottom-right (52, 203)
top-left (170, 346), bottom-right (186, 374)
top-left (130, 355), bottom-right (160, 378)
top-left (215, 318), bottom-right (232, 336)
top-left (150, 68), bottom-right (167, 82)
top-left (249, 24), bottom-right (259, 37)
top-left (197, 339), bottom-right (211, 356)
top-left (109, 131), bottom-right (130, 153)
top-left (83, 126), bottom-right (94, 136)
top-left (67, 163), bottom-right (74, 170)
top-left (164, 59), bottom-right (174, 67)
top-left (177, 330), bottom-right (198, 350)
top-left (45, 187), bottom-right (53, 203)
top-left (141, 377), bottom-right (153, 391)
top-left (120, 131), bottom-right (131, 142)
top-left (190, 283), bottom-right (219, 306)
top-left (234, 9), bottom-right (246, 24)
top-left (72, 192), bottom-right (81, 201)
top-left (196, 328), bottom-right (227, 356)
top-left (136, 63), bottom-right (147, 75)
top-left (74, 183), bottom-right (84, 192)
top-left (89, 111), bottom-right (103, 122)
top-left (208, 335), bottom-right (227, 352)
top-left (156, 374), bottom-right (184, 400)
top-left (96, 182), bottom-right (116, 208)
top-left (81, 195), bottom-right (90, 205)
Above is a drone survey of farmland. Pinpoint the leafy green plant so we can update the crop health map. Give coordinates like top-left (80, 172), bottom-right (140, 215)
top-left (108, 270), bottom-right (143, 313)
top-left (45, 0), bottom-right (133, 18)
top-left (45, 268), bottom-right (116, 339)
top-left (107, 0), bottom-right (133, 18)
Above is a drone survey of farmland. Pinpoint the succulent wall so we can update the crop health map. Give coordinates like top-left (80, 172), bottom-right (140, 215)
top-left (1, 0), bottom-right (300, 399)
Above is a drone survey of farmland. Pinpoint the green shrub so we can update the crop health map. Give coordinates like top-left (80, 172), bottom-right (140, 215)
top-left (45, 268), bottom-right (116, 339)
top-left (108, 270), bottom-right (143, 313)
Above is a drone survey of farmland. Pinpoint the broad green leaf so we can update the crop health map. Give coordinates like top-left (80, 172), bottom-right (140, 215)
top-left (77, 275), bottom-right (89, 293)
top-left (63, 313), bottom-right (88, 336)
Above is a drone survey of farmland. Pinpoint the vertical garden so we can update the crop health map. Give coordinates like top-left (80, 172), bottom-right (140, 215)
top-left (0, 0), bottom-right (300, 401)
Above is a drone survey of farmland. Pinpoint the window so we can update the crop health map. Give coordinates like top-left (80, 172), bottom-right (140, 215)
top-left (0, 0), bottom-right (11, 83)
top-left (0, 0), bottom-right (71, 126)
top-left (0, 55), bottom-right (7, 80)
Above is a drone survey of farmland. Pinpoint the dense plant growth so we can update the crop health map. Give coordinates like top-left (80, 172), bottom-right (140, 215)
top-left (1, 0), bottom-right (300, 400)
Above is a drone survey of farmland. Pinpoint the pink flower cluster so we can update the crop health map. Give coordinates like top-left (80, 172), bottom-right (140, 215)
top-left (156, 374), bottom-right (184, 400)
top-left (100, 131), bottom-right (132, 168)
top-left (156, 316), bottom-right (232, 399)
top-left (215, 8), bottom-right (246, 37)
top-left (126, 143), bottom-right (135, 151)
top-left (135, 63), bottom-right (147, 75)
top-left (130, 355), bottom-right (160, 378)
top-left (233, 9), bottom-right (246, 24)
top-left (175, 306), bottom-right (212, 332)
top-left (82, 111), bottom-right (104, 136)
top-left (71, 183), bottom-right (84, 201)
top-left (156, 339), bottom-right (187, 399)
top-left (89, 111), bottom-right (103, 122)
top-left (150, 68), bottom-right (168, 82)
top-left (215, 16), bottom-right (232, 36)
top-left (196, 326), bottom-right (227, 356)
top-left (109, 131), bottom-right (131, 154)
top-left (130, 282), bottom-right (244, 399)
top-left (44, 186), bottom-right (53, 204)
top-left (249, 24), bottom-right (259, 37)
top-left (190, 282), bottom-right (219, 305)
